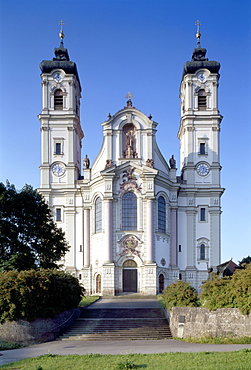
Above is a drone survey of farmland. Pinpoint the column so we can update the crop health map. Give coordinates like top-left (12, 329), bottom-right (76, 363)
top-left (186, 210), bottom-right (196, 267)
top-left (146, 199), bottom-right (154, 263)
top-left (83, 208), bottom-right (90, 267)
top-left (210, 209), bottom-right (221, 267)
top-left (104, 199), bottom-right (113, 263)
top-left (170, 208), bottom-right (177, 266)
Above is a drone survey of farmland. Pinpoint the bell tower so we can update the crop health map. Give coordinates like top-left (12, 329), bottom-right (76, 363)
top-left (38, 23), bottom-right (83, 191)
top-left (177, 22), bottom-right (224, 286)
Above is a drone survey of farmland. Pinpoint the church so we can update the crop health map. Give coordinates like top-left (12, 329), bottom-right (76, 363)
top-left (38, 26), bottom-right (224, 295)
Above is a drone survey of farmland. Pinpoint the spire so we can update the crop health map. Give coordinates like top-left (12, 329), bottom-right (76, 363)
top-left (39, 21), bottom-right (81, 91)
top-left (195, 20), bottom-right (201, 48)
top-left (182, 22), bottom-right (220, 77)
top-left (59, 20), bottom-right (65, 48)
top-left (53, 20), bottom-right (70, 61)
top-left (192, 20), bottom-right (208, 62)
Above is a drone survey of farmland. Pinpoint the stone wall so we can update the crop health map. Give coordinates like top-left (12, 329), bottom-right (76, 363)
top-left (0, 307), bottom-right (81, 345)
top-left (170, 307), bottom-right (251, 338)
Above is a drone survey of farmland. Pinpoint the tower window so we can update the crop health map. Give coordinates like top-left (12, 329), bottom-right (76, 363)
top-left (56, 208), bottom-right (61, 221)
top-left (95, 197), bottom-right (102, 233)
top-left (122, 192), bottom-right (137, 230)
top-left (200, 208), bottom-right (206, 221)
top-left (200, 244), bottom-right (206, 260)
top-left (55, 143), bottom-right (61, 155)
top-left (158, 196), bottom-right (166, 233)
top-left (198, 89), bottom-right (207, 110)
top-left (199, 143), bottom-right (206, 155)
top-left (54, 89), bottom-right (63, 110)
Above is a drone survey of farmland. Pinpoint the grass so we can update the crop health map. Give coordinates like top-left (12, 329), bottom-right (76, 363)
top-left (0, 341), bottom-right (22, 351)
top-left (178, 336), bottom-right (251, 345)
top-left (78, 295), bottom-right (100, 307)
top-left (1, 351), bottom-right (251, 369)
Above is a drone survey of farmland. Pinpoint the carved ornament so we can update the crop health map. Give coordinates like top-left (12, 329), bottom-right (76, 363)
top-left (120, 235), bottom-right (140, 257)
top-left (120, 167), bottom-right (142, 193)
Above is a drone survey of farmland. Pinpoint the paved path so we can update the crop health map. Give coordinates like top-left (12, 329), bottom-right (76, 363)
top-left (1, 339), bottom-right (251, 366)
top-left (1, 297), bottom-right (251, 366)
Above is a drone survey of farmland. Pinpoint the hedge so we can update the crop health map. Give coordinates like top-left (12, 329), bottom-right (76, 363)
top-left (162, 280), bottom-right (199, 310)
top-left (200, 265), bottom-right (251, 315)
top-left (0, 269), bottom-right (85, 322)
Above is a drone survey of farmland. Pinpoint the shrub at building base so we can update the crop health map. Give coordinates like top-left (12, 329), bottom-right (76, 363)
top-left (0, 269), bottom-right (85, 323)
top-left (162, 280), bottom-right (199, 310)
top-left (200, 265), bottom-right (251, 315)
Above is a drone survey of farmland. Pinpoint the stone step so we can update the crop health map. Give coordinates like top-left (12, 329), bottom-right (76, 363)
top-left (58, 303), bottom-right (172, 341)
top-left (80, 308), bottom-right (165, 319)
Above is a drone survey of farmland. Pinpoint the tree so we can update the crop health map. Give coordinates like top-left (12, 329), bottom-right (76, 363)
top-left (238, 255), bottom-right (251, 268)
top-left (0, 182), bottom-right (69, 271)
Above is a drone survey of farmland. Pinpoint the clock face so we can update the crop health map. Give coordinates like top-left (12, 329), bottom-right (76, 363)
top-left (196, 162), bottom-right (210, 176)
top-left (198, 73), bottom-right (205, 81)
top-left (51, 163), bottom-right (65, 177)
top-left (53, 72), bottom-right (62, 82)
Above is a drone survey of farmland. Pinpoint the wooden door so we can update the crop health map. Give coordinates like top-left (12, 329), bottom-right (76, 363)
top-left (123, 269), bottom-right (137, 292)
top-left (96, 274), bottom-right (101, 293)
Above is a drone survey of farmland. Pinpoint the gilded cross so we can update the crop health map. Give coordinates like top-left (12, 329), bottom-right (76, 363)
top-left (195, 20), bottom-right (201, 42)
top-left (59, 20), bottom-right (65, 40)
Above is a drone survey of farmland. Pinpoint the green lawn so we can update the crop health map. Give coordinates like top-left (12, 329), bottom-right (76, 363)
top-left (79, 295), bottom-right (100, 307)
top-left (0, 351), bottom-right (251, 370)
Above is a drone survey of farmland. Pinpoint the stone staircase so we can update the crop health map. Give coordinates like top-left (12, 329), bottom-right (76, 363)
top-left (59, 305), bottom-right (172, 341)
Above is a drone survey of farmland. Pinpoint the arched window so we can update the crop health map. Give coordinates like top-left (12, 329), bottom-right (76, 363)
top-left (200, 243), bottom-right (206, 260)
top-left (95, 197), bottom-right (102, 233)
top-left (54, 89), bottom-right (63, 110)
top-left (158, 196), bottom-right (166, 233)
top-left (198, 89), bottom-right (207, 110)
top-left (122, 192), bottom-right (137, 230)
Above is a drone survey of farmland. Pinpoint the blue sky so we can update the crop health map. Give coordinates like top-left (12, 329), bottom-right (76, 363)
top-left (0, 0), bottom-right (250, 263)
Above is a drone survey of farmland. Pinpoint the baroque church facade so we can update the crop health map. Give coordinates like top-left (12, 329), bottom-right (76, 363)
top-left (38, 30), bottom-right (224, 295)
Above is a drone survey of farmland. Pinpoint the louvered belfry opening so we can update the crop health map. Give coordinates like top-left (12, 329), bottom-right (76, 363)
top-left (198, 89), bottom-right (206, 110)
top-left (54, 89), bottom-right (63, 110)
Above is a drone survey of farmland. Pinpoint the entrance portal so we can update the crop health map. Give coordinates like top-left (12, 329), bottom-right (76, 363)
top-left (122, 260), bottom-right (137, 292)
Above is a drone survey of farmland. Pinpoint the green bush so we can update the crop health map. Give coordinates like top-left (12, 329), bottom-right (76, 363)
top-left (200, 265), bottom-right (251, 315)
top-left (0, 269), bottom-right (85, 322)
top-left (227, 265), bottom-right (251, 315)
top-left (162, 280), bottom-right (199, 310)
top-left (199, 275), bottom-right (233, 311)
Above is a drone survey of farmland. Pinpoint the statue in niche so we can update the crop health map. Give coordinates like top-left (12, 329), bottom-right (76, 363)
top-left (83, 154), bottom-right (90, 169)
top-left (122, 123), bottom-right (138, 159)
top-left (125, 130), bottom-right (134, 158)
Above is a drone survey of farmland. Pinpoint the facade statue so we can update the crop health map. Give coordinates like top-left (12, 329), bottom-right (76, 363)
top-left (83, 154), bottom-right (90, 169)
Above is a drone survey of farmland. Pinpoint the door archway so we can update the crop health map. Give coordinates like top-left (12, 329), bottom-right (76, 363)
top-left (123, 260), bottom-right (137, 292)
top-left (159, 273), bottom-right (164, 293)
top-left (96, 274), bottom-right (101, 293)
